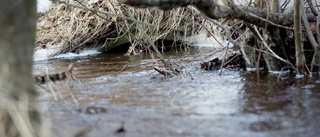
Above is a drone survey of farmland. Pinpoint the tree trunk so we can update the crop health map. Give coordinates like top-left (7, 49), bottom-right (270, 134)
top-left (0, 0), bottom-right (42, 137)
top-left (262, 0), bottom-right (287, 71)
top-left (241, 30), bottom-right (257, 68)
top-left (294, 0), bottom-right (306, 74)
top-left (262, 27), bottom-right (286, 71)
top-left (242, 0), bottom-right (286, 71)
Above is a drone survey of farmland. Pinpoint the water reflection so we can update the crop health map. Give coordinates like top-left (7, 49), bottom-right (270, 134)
top-left (241, 72), bottom-right (320, 136)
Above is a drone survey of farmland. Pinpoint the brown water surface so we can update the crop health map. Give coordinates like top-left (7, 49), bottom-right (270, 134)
top-left (33, 49), bottom-right (320, 137)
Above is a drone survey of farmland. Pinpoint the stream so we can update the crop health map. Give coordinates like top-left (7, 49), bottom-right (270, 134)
top-left (33, 48), bottom-right (320, 137)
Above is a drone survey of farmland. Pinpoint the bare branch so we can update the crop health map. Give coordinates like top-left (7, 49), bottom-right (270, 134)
top-left (251, 25), bottom-right (293, 67)
top-left (302, 3), bottom-right (319, 72)
top-left (307, 0), bottom-right (318, 16)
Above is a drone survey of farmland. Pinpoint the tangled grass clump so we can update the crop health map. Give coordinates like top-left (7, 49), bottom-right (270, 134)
top-left (36, 0), bottom-right (215, 56)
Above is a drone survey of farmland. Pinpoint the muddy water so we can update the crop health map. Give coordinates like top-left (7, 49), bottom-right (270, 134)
top-left (33, 49), bottom-right (320, 137)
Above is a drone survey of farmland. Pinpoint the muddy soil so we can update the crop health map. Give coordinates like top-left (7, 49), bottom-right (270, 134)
top-left (33, 48), bottom-right (320, 137)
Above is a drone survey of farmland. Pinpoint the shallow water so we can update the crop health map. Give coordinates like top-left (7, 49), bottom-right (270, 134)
top-left (33, 49), bottom-right (320, 137)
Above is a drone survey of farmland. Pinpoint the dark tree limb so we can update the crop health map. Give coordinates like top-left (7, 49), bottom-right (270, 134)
top-left (317, 15), bottom-right (320, 73)
top-left (118, 0), bottom-right (317, 27)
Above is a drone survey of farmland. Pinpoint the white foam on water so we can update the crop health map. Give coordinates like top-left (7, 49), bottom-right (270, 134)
top-left (269, 70), bottom-right (291, 75)
top-left (246, 67), bottom-right (264, 72)
top-left (295, 74), bottom-right (305, 79)
top-left (33, 47), bottom-right (101, 61)
top-left (52, 49), bottom-right (101, 59)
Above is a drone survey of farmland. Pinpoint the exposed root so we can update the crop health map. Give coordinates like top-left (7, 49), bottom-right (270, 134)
top-left (200, 52), bottom-right (246, 71)
top-left (200, 58), bottom-right (222, 70)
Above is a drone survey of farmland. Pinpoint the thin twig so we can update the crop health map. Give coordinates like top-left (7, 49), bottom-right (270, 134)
top-left (113, 64), bottom-right (128, 76)
top-left (51, 0), bottom-right (155, 27)
top-left (74, 0), bottom-right (116, 23)
top-left (252, 26), bottom-right (293, 66)
top-left (187, 7), bottom-right (225, 48)
top-left (219, 41), bottom-right (230, 75)
top-left (202, 16), bottom-right (252, 66)
top-left (256, 43), bottom-right (263, 81)
top-left (46, 68), bottom-right (58, 100)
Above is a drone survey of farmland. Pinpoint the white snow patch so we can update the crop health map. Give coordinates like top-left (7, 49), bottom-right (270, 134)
top-left (33, 48), bottom-right (55, 61)
top-left (177, 30), bottom-right (228, 48)
top-left (37, 0), bottom-right (51, 13)
top-left (88, 0), bottom-right (101, 5)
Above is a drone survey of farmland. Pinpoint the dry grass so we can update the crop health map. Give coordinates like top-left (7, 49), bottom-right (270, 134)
top-left (0, 89), bottom-right (50, 137)
top-left (36, 0), bottom-right (212, 56)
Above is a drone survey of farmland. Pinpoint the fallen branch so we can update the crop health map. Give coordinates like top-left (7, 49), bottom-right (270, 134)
top-left (153, 67), bottom-right (176, 77)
